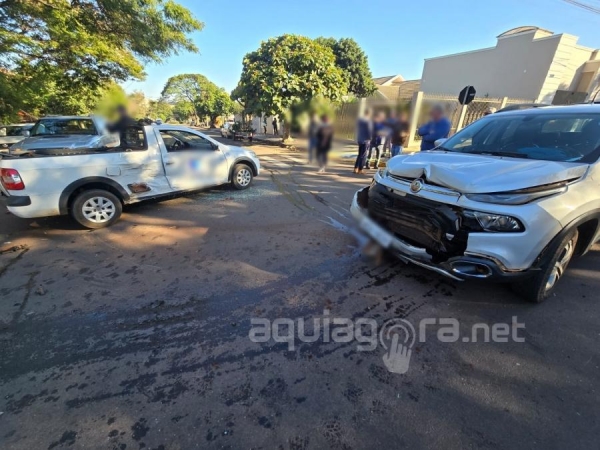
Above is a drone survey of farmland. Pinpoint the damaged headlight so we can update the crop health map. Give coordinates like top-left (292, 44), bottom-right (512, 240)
top-left (377, 167), bottom-right (388, 178)
top-left (464, 182), bottom-right (571, 205)
top-left (464, 211), bottom-right (523, 232)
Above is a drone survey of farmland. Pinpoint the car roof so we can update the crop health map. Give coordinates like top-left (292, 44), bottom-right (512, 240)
top-left (1, 123), bottom-right (35, 127)
top-left (490, 103), bottom-right (600, 117)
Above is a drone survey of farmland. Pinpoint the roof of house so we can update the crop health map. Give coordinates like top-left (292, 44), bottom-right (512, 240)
top-left (497, 26), bottom-right (552, 39)
top-left (373, 74), bottom-right (405, 86)
top-left (374, 79), bottom-right (421, 101)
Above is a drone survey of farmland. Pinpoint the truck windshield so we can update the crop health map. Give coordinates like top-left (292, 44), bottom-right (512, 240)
top-left (31, 118), bottom-right (98, 136)
top-left (441, 113), bottom-right (600, 163)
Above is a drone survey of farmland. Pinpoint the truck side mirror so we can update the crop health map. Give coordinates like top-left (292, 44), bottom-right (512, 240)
top-left (22, 130), bottom-right (31, 137)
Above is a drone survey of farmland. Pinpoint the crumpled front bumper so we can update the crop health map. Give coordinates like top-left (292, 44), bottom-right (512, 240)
top-left (350, 187), bottom-right (533, 282)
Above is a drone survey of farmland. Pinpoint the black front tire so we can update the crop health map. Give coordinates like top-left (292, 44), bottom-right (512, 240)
top-left (231, 164), bottom-right (254, 190)
top-left (71, 189), bottom-right (123, 229)
top-left (511, 229), bottom-right (578, 303)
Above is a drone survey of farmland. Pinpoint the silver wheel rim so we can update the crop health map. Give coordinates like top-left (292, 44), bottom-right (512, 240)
top-left (236, 168), bottom-right (252, 186)
top-left (82, 196), bottom-right (116, 224)
top-left (545, 238), bottom-right (575, 292)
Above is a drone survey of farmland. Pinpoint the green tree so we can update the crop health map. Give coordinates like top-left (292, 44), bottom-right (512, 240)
top-left (94, 82), bottom-right (128, 119)
top-left (0, 0), bottom-right (203, 121)
top-left (172, 101), bottom-right (195, 123)
top-left (233, 35), bottom-right (348, 139)
top-left (161, 74), bottom-right (235, 126)
top-left (315, 37), bottom-right (377, 98)
top-left (148, 100), bottom-right (173, 122)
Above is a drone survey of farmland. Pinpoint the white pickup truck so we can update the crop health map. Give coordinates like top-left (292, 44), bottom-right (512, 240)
top-left (0, 124), bottom-right (260, 228)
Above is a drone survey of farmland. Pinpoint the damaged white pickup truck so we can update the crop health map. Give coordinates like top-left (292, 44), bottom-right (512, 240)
top-left (1, 124), bottom-right (260, 229)
top-left (352, 105), bottom-right (600, 302)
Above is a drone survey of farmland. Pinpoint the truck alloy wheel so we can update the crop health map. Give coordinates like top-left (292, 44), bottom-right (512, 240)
top-left (545, 237), bottom-right (576, 292)
top-left (82, 197), bottom-right (117, 224)
top-left (71, 189), bottom-right (123, 229)
top-left (232, 165), bottom-right (253, 190)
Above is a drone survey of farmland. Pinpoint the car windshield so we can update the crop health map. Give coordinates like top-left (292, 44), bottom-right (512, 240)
top-left (441, 112), bottom-right (600, 163)
top-left (0, 125), bottom-right (30, 137)
top-left (31, 118), bottom-right (98, 136)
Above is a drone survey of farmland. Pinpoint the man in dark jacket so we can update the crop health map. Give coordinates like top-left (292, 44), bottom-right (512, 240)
top-left (315, 115), bottom-right (334, 173)
top-left (417, 105), bottom-right (451, 151)
top-left (107, 105), bottom-right (138, 148)
top-left (354, 109), bottom-right (373, 174)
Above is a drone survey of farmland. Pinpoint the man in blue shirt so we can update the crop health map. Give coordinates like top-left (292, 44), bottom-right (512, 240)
top-left (417, 105), bottom-right (451, 151)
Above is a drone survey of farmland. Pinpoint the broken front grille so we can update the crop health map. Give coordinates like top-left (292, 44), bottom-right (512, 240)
top-left (367, 183), bottom-right (480, 262)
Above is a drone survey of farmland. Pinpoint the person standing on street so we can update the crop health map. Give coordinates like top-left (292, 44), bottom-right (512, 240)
top-left (365, 111), bottom-right (386, 169)
top-left (391, 111), bottom-right (410, 157)
top-left (354, 109), bottom-right (373, 174)
top-left (315, 114), bottom-right (334, 173)
top-left (272, 117), bottom-right (279, 136)
top-left (417, 104), bottom-right (451, 151)
top-left (308, 113), bottom-right (319, 164)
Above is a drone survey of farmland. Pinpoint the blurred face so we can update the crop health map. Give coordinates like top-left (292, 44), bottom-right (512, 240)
top-left (430, 107), bottom-right (443, 121)
top-left (399, 112), bottom-right (408, 122)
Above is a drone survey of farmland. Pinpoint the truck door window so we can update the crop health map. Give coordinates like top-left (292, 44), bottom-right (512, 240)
top-left (160, 130), bottom-right (215, 152)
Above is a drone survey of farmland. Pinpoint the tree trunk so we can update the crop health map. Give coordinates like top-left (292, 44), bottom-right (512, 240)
top-left (282, 121), bottom-right (292, 142)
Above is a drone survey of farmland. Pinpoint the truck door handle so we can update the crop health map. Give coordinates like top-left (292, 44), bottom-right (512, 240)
top-left (165, 160), bottom-right (174, 165)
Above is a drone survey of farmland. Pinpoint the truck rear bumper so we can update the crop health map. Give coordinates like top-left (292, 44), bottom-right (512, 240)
top-left (3, 192), bottom-right (61, 219)
top-left (6, 195), bottom-right (31, 207)
top-left (350, 188), bottom-right (534, 282)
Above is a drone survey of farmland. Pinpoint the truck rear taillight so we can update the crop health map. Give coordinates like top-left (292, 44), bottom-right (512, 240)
top-left (0, 168), bottom-right (25, 190)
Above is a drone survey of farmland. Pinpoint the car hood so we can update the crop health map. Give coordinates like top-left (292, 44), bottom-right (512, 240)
top-left (225, 145), bottom-right (255, 159)
top-left (0, 136), bottom-right (25, 146)
top-left (12, 135), bottom-right (102, 151)
top-left (387, 151), bottom-right (589, 193)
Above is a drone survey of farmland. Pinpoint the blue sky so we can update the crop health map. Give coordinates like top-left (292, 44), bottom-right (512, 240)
top-left (124, 0), bottom-right (600, 99)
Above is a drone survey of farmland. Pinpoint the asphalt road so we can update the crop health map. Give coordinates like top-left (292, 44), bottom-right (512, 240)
top-left (0, 130), bottom-right (599, 449)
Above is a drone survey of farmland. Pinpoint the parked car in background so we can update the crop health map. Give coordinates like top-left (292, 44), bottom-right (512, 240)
top-left (220, 121), bottom-right (235, 138)
top-left (0, 124), bottom-right (35, 152)
top-left (9, 116), bottom-right (119, 154)
top-left (1, 124), bottom-right (260, 229)
top-left (352, 105), bottom-right (600, 303)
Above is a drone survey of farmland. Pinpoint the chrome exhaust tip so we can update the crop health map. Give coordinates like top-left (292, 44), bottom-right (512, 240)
top-left (451, 262), bottom-right (493, 279)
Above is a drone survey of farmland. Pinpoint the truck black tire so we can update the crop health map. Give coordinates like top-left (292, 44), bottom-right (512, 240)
top-left (512, 228), bottom-right (578, 303)
top-left (231, 164), bottom-right (253, 190)
top-left (71, 189), bottom-right (123, 229)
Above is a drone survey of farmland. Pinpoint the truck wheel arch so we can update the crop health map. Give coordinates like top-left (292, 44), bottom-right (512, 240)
top-left (228, 158), bottom-right (257, 181)
top-left (59, 177), bottom-right (130, 215)
top-left (533, 211), bottom-right (600, 268)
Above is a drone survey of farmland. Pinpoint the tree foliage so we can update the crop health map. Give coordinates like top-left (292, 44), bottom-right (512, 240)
top-left (148, 100), bottom-right (173, 121)
top-left (0, 0), bottom-right (203, 121)
top-left (315, 37), bottom-right (377, 98)
top-left (233, 35), bottom-right (348, 119)
top-left (161, 74), bottom-right (235, 125)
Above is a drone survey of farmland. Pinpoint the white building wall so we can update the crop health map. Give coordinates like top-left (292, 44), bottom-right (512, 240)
top-left (420, 29), bottom-right (594, 102)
